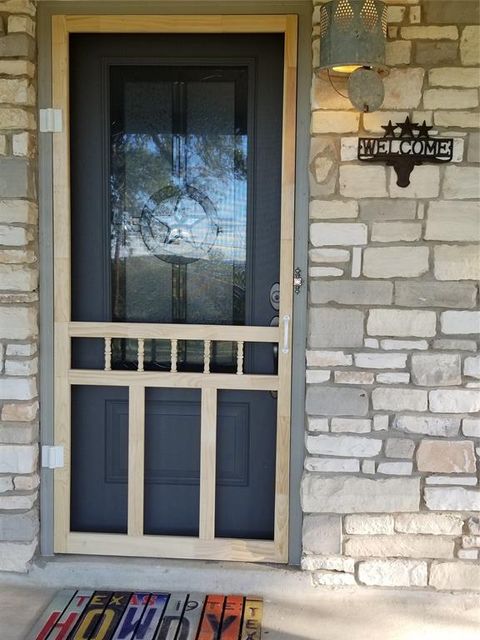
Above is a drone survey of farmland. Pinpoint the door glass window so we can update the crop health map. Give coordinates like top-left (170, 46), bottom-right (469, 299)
top-left (110, 66), bottom-right (249, 372)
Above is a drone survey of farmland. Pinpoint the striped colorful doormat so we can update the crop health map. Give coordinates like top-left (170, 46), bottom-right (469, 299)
top-left (27, 590), bottom-right (263, 640)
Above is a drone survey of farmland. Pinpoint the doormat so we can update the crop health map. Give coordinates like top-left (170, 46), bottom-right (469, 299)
top-left (27, 590), bottom-right (263, 640)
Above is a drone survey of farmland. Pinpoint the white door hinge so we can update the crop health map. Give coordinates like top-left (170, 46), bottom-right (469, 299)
top-left (42, 445), bottom-right (64, 469)
top-left (39, 108), bottom-right (63, 133)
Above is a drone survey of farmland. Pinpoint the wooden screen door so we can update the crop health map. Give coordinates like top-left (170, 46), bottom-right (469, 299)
top-left (52, 15), bottom-right (297, 563)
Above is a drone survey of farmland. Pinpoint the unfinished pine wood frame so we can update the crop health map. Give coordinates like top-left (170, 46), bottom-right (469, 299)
top-left (52, 13), bottom-right (297, 563)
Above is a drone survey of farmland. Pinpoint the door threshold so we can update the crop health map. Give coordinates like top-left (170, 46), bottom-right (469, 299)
top-left (0, 554), bottom-right (310, 598)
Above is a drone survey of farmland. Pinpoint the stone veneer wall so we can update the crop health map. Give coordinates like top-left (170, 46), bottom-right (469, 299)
top-left (302, 0), bottom-right (480, 590)
top-left (0, 0), bottom-right (38, 571)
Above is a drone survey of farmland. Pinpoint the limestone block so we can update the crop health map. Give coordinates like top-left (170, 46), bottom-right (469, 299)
top-left (330, 418), bottom-right (371, 433)
top-left (401, 26), bottom-right (458, 40)
top-left (363, 247), bottom-right (429, 278)
top-left (423, 1), bottom-right (480, 24)
top-left (381, 339), bottom-right (428, 350)
top-left (311, 111), bottom-right (360, 134)
top-left (310, 280), bottom-right (393, 305)
top-left (411, 353), bottom-right (461, 387)
top-left (0, 444), bottom-right (37, 474)
top-left (385, 438), bottom-right (415, 459)
top-left (0, 377), bottom-right (36, 400)
top-left (310, 222), bottom-right (368, 246)
top-left (359, 199), bottom-right (416, 221)
top-left (306, 434), bottom-right (381, 458)
top-left (444, 166), bottom-right (480, 199)
top-left (371, 222), bottom-right (421, 242)
top-left (395, 281), bottom-right (477, 309)
top-left (429, 389), bottom-right (480, 414)
top-left (395, 513), bottom-right (464, 536)
top-left (0, 226), bottom-right (31, 246)
top-left (0, 158), bottom-right (34, 199)
top-left (435, 111), bottom-right (479, 129)
top-left (346, 534), bottom-right (454, 559)
top-left (0, 540), bottom-right (36, 573)
top-left (467, 517), bottom-right (480, 535)
top-left (0, 264), bottom-right (37, 291)
top-left (309, 267), bottom-right (343, 278)
top-left (309, 248), bottom-right (350, 263)
top-left (301, 555), bottom-right (355, 573)
top-left (344, 514), bottom-right (394, 535)
top-left (429, 68), bottom-right (480, 88)
top-left (463, 418), bottom-right (480, 437)
top-left (434, 339), bottom-right (477, 351)
top-left (301, 475), bottom-right (420, 514)
top-left (389, 166), bottom-right (440, 199)
top-left (0, 200), bottom-right (37, 224)
top-left (464, 356), bottom-right (480, 379)
top-left (5, 342), bottom-right (36, 357)
top-left (309, 308), bottom-right (364, 348)
top-left (385, 41), bottom-right (411, 66)
top-left (0, 33), bottom-right (34, 58)
top-left (13, 132), bottom-right (35, 157)
top-left (461, 26), bottom-right (480, 65)
top-left (304, 457), bottom-right (359, 473)
top-left (367, 309), bottom-right (436, 338)
top-left (377, 461), bottom-right (413, 475)
top-left (0, 493), bottom-right (36, 510)
top-left (311, 75), bottom-right (352, 111)
top-left (382, 68), bottom-right (425, 109)
top-left (415, 42), bottom-right (458, 65)
top-left (358, 559), bottom-right (428, 587)
top-left (441, 311), bottom-right (480, 335)
top-left (0, 510), bottom-right (38, 542)
top-left (372, 388), bottom-right (427, 412)
top-left (417, 440), bottom-right (476, 474)
top-left (468, 132), bottom-right (480, 163)
top-left (426, 202), bottom-right (480, 242)
top-left (0, 60), bottom-right (35, 77)
top-left (8, 15), bottom-right (35, 37)
top-left (430, 562), bottom-right (480, 591)
top-left (1, 400), bottom-right (37, 421)
top-left (309, 200), bottom-right (358, 220)
top-left (0, 306), bottom-right (38, 340)
top-left (307, 417), bottom-right (329, 432)
top-left (5, 358), bottom-right (37, 376)
top-left (334, 371), bottom-right (375, 385)
top-left (306, 351), bottom-right (352, 367)
top-left (306, 386), bottom-right (369, 417)
top-left (14, 474), bottom-right (39, 491)
top-left (363, 111), bottom-right (409, 134)
top-left (339, 165), bottom-right (387, 198)
top-left (386, 6), bottom-right (406, 22)
top-left (376, 373), bottom-right (410, 385)
top-left (0, 0), bottom-right (36, 16)
top-left (302, 514), bottom-right (342, 555)
top-left (0, 78), bottom-right (34, 105)
top-left (312, 571), bottom-right (356, 586)
top-left (306, 370), bottom-right (330, 384)
top-left (425, 487), bottom-right (480, 511)
top-left (434, 245), bottom-right (480, 281)
top-left (426, 476), bottom-right (477, 486)
top-left (424, 88), bottom-right (478, 110)
top-left (354, 353), bottom-right (407, 369)
top-left (394, 415), bottom-right (460, 437)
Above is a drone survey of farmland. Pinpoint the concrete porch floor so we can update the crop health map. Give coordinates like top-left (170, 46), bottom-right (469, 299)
top-left (0, 557), bottom-right (479, 639)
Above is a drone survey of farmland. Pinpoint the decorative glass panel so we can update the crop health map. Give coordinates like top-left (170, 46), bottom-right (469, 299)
top-left (109, 66), bottom-right (248, 371)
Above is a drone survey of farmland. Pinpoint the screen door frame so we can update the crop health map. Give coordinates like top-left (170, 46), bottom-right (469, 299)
top-left (51, 14), bottom-right (297, 563)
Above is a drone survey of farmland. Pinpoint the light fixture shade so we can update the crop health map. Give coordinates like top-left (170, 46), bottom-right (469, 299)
top-left (318, 0), bottom-right (388, 74)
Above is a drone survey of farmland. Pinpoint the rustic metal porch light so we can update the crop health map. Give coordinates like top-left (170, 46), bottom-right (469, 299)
top-left (317, 0), bottom-right (388, 76)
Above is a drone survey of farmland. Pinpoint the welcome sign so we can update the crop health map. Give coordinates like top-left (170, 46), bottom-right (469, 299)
top-left (358, 117), bottom-right (454, 187)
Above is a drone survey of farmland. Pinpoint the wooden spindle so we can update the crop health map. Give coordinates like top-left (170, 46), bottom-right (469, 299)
top-left (104, 337), bottom-right (111, 371)
top-left (236, 341), bottom-right (244, 375)
top-left (137, 338), bottom-right (144, 372)
top-left (203, 340), bottom-right (211, 373)
top-left (171, 339), bottom-right (178, 372)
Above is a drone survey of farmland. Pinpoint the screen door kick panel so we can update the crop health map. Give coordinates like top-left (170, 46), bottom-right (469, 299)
top-left (52, 17), bottom-right (297, 563)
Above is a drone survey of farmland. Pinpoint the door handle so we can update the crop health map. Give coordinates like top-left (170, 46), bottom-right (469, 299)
top-left (282, 314), bottom-right (290, 354)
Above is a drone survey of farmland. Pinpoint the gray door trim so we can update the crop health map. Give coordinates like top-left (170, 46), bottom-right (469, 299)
top-left (37, 0), bottom-right (310, 564)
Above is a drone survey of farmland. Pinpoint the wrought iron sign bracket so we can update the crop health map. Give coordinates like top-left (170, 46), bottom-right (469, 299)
top-left (358, 116), bottom-right (454, 187)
